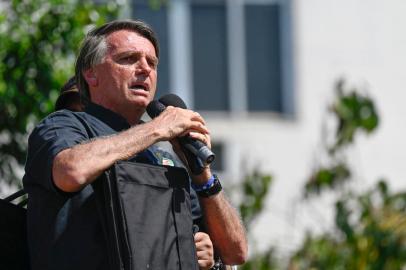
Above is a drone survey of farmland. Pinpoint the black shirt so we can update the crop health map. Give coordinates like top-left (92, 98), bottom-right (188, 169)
top-left (23, 103), bottom-right (202, 270)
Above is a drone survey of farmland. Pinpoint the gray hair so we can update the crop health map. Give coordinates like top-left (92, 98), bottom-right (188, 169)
top-left (75, 19), bottom-right (160, 104)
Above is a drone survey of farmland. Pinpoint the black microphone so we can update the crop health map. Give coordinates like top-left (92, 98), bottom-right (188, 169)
top-left (146, 94), bottom-right (215, 174)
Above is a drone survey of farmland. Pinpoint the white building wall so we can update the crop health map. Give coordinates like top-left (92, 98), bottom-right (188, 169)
top-left (205, 0), bottom-right (406, 256)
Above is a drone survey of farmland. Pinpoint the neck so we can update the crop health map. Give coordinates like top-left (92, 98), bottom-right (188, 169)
top-left (90, 100), bottom-right (145, 126)
top-left (124, 109), bottom-right (145, 126)
top-left (89, 92), bottom-right (147, 126)
top-left (108, 105), bottom-right (145, 126)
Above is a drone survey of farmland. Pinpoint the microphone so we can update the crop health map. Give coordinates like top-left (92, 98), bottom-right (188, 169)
top-left (146, 94), bottom-right (215, 174)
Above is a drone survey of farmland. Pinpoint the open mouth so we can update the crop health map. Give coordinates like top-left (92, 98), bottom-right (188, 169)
top-left (130, 84), bottom-right (148, 91)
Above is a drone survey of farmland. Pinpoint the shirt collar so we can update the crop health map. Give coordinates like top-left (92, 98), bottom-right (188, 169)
top-left (85, 102), bottom-right (130, 132)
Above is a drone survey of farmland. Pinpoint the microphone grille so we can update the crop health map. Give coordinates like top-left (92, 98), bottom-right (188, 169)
top-left (159, 94), bottom-right (187, 109)
top-left (146, 100), bottom-right (166, 118)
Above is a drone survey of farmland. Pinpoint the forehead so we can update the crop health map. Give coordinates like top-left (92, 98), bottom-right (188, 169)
top-left (105, 29), bottom-right (156, 57)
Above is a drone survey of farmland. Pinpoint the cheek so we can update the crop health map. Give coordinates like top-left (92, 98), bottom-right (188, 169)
top-left (103, 62), bottom-right (132, 79)
top-left (150, 71), bottom-right (158, 84)
top-left (112, 66), bottom-right (133, 79)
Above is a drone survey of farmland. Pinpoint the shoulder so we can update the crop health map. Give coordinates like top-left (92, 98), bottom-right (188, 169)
top-left (28, 110), bottom-right (90, 145)
top-left (36, 110), bottom-right (84, 128)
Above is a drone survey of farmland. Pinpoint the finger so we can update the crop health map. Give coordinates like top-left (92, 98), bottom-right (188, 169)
top-left (197, 259), bottom-right (214, 270)
top-left (188, 132), bottom-right (211, 148)
top-left (194, 232), bottom-right (209, 242)
top-left (194, 234), bottom-right (213, 252)
top-left (191, 111), bottom-right (206, 125)
top-left (195, 242), bottom-right (210, 252)
top-left (176, 123), bottom-right (209, 138)
top-left (198, 261), bottom-right (214, 270)
top-left (197, 250), bottom-right (213, 261)
top-left (189, 121), bottom-right (210, 135)
top-left (169, 107), bottom-right (205, 124)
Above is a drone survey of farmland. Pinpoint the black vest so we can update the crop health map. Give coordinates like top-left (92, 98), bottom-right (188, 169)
top-left (93, 161), bottom-right (199, 270)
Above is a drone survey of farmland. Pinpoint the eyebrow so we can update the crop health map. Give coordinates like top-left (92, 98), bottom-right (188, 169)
top-left (115, 51), bottom-right (158, 63)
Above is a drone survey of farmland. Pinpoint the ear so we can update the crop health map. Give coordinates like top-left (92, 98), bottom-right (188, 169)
top-left (83, 68), bottom-right (98, 87)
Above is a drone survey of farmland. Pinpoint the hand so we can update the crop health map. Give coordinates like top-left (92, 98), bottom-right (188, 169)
top-left (195, 232), bottom-right (215, 270)
top-left (165, 109), bottom-right (213, 184)
top-left (170, 134), bottom-right (213, 184)
top-left (153, 106), bottom-right (209, 141)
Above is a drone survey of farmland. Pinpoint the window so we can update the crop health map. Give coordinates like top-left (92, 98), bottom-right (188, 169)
top-left (130, 0), bottom-right (289, 114)
top-left (191, 3), bottom-right (229, 111)
top-left (245, 4), bottom-right (282, 112)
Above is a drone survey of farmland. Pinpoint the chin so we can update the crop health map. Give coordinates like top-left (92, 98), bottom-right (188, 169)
top-left (130, 98), bottom-right (150, 109)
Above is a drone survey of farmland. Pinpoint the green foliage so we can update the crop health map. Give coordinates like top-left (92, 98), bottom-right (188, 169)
top-left (240, 79), bottom-right (405, 269)
top-left (288, 234), bottom-right (350, 270)
top-left (240, 248), bottom-right (279, 270)
top-left (234, 169), bottom-right (277, 269)
top-left (305, 162), bottom-right (351, 196)
top-left (239, 170), bottom-right (273, 228)
top-left (0, 0), bottom-right (121, 187)
top-left (291, 80), bottom-right (406, 269)
top-left (289, 181), bottom-right (406, 270)
top-left (330, 79), bottom-right (379, 153)
top-left (305, 79), bottom-right (379, 196)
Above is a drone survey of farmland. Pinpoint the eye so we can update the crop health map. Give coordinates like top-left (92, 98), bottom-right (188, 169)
top-left (118, 55), bottom-right (136, 64)
top-left (147, 58), bottom-right (158, 69)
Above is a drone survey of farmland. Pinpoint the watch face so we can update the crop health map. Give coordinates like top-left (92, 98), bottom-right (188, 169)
top-left (197, 178), bottom-right (222, 198)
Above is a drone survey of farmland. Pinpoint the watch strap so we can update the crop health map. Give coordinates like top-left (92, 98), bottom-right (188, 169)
top-left (195, 175), bottom-right (222, 198)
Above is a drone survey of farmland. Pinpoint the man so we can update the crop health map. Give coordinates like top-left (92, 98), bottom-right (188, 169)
top-left (54, 76), bottom-right (217, 269)
top-left (24, 19), bottom-right (247, 269)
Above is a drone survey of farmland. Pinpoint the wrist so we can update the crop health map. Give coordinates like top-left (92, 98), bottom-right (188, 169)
top-left (191, 167), bottom-right (212, 185)
top-left (191, 174), bottom-right (216, 191)
top-left (192, 174), bottom-right (222, 198)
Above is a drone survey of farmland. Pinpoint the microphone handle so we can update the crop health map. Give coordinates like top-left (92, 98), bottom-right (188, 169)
top-left (178, 137), bottom-right (215, 166)
top-left (179, 139), bottom-right (205, 175)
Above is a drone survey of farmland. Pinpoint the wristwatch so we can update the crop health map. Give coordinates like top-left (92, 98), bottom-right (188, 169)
top-left (194, 174), bottom-right (222, 198)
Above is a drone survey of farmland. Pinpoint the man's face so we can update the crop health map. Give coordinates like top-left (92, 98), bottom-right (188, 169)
top-left (89, 29), bottom-right (158, 122)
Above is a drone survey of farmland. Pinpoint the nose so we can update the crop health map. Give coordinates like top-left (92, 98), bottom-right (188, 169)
top-left (136, 56), bottom-right (152, 75)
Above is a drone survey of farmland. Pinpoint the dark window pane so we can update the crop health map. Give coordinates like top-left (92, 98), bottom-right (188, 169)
top-left (191, 4), bottom-right (229, 111)
top-left (132, 2), bottom-right (170, 97)
top-left (245, 4), bottom-right (282, 112)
